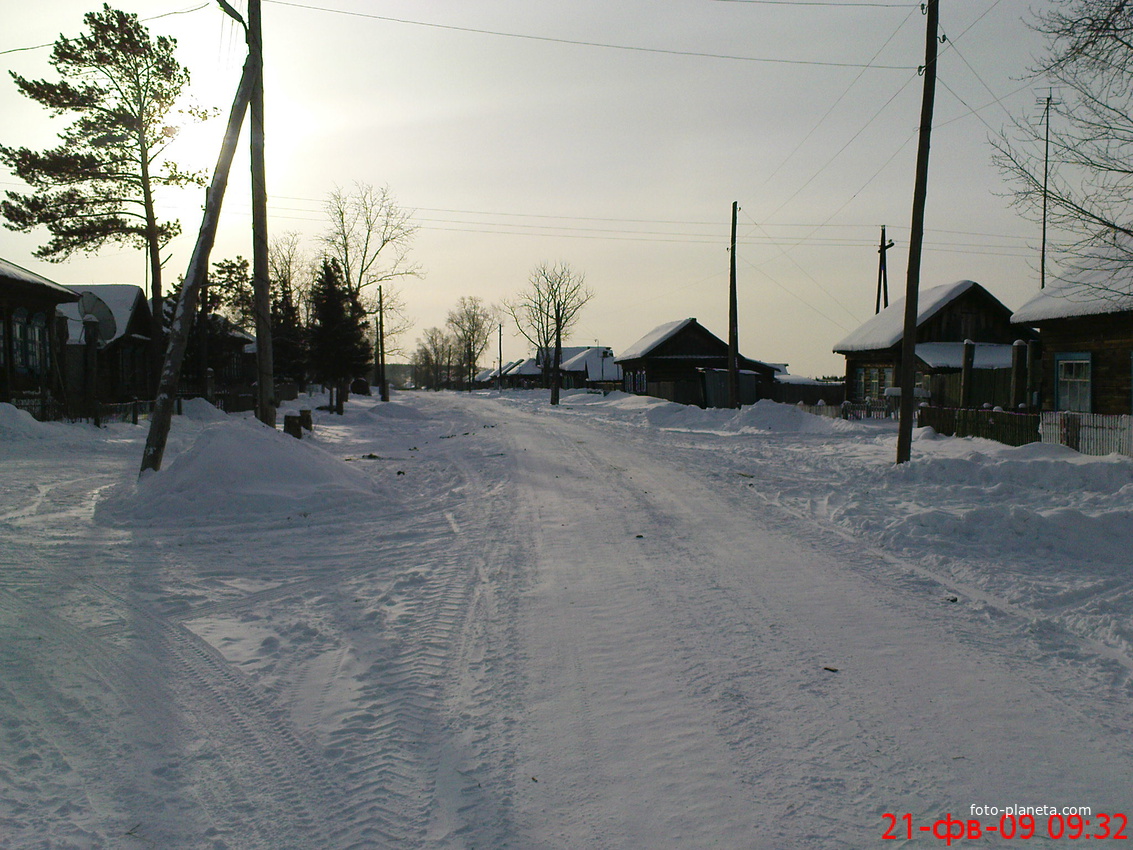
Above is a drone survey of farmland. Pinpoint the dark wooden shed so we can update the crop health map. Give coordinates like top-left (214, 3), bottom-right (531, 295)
top-left (615, 318), bottom-right (777, 407)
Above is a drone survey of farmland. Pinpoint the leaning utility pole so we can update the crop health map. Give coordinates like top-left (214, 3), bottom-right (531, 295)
top-left (875, 225), bottom-right (895, 314)
top-left (727, 201), bottom-right (740, 409)
top-left (248, 0), bottom-right (275, 426)
top-left (140, 57), bottom-right (257, 474)
top-left (895, 0), bottom-right (940, 465)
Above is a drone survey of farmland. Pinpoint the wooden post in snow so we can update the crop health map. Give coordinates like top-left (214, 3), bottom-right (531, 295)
top-left (140, 58), bottom-right (257, 474)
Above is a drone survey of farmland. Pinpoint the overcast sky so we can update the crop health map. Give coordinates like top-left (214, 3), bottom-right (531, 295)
top-left (2, 1), bottom-right (1054, 377)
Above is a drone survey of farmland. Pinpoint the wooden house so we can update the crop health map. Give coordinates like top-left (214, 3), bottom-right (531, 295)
top-left (560, 346), bottom-right (622, 391)
top-left (57, 284), bottom-right (154, 402)
top-left (615, 318), bottom-right (777, 408)
top-left (1012, 281), bottom-right (1133, 414)
top-left (833, 280), bottom-right (1024, 406)
top-left (1, 257), bottom-right (77, 404)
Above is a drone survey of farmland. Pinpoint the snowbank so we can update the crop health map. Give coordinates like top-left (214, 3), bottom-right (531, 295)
top-left (97, 418), bottom-right (394, 526)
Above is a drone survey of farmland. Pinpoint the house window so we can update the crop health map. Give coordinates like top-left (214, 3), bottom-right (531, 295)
top-left (27, 313), bottom-right (46, 376)
top-left (1055, 352), bottom-right (1091, 413)
top-left (12, 308), bottom-right (28, 373)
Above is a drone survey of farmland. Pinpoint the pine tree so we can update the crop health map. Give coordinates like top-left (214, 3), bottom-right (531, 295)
top-left (271, 278), bottom-right (308, 387)
top-left (0, 4), bottom-right (207, 321)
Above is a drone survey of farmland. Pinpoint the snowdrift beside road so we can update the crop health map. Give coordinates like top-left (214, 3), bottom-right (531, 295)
top-left (96, 416), bottom-right (393, 527)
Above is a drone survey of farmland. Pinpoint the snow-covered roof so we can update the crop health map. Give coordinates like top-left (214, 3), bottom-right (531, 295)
top-left (57, 284), bottom-right (148, 344)
top-left (915, 341), bottom-right (1016, 370)
top-left (509, 358), bottom-right (542, 376)
top-left (0, 257), bottom-right (78, 301)
top-left (560, 346), bottom-right (622, 382)
top-left (833, 280), bottom-right (979, 352)
top-left (615, 318), bottom-right (697, 362)
top-left (1012, 281), bottom-right (1133, 323)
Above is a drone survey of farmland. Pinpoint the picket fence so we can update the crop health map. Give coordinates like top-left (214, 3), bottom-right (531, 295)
top-left (1039, 412), bottom-right (1133, 457)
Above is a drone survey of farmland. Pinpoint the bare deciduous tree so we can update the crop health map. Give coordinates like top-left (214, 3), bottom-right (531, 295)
top-left (322, 181), bottom-right (420, 297)
top-left (506, 261), bottom-right (592, 404)
top-left (446, 296), bottom-right (496, 390)
top-left (992, 0), bottom-right (1133, 294)
top-left (412, 326), bottom-right (454, 389)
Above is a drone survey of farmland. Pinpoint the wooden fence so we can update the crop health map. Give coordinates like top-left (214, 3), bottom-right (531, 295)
top-left (917, 406), bottom-right (1041, 447)
top-left (1040, 412), bottom-right (1133, 457)
top-left (798, 401), bottom-right (894, 421)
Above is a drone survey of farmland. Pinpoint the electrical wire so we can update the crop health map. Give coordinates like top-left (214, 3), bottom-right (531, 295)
top-left (260, 0), bottom-right (916, 70)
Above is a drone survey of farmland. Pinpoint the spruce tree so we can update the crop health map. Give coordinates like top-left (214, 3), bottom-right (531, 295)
top-left (309, 257), bottom-right (371, 410)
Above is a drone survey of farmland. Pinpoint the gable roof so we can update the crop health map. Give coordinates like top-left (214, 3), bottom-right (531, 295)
top-left (833, 280), bottom-right (981, 353)
top-left (561, 346), bottom-right (622, 381)
top-left (615, 318), bottom-right (700, 362)
top-left (1012, 281), bottom-right (1133, 323)
top-left (0, 257), bottom-right (78, 301)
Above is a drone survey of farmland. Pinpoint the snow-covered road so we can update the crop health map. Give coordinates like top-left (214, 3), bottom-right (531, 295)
top-left (3, 390), bottom-right (1132, 848)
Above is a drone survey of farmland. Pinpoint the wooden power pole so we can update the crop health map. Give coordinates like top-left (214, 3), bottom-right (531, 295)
top-left (876, 225), bottom-right (895, 314)
top-left (141, 57), bottom-right (257, 474)
top-left (727, 201), bottom-right (739, 409)
top-left (895, 0), bottom-right (940, 465)
top-left (248, 0), bottom-right (275, 426)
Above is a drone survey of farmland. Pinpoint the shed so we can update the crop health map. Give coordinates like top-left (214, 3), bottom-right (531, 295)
top-left (559, 346), bottom-right (622, 390)
top-left (615, 318), bottom-right (777, 407)
top-left (57, 284), bottom-right (154, 402)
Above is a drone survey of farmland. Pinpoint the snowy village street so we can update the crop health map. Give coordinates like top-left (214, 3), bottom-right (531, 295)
top-left (3, 390), bottom-right (1133, 848)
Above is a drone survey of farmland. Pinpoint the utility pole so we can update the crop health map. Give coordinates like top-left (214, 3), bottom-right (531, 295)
top-left (377, 285), bottom-right (388, 401)
top-left (875, 225), bottom-right (895, 314)
top-left (141, 57), bottom-right (257, 474)
top-left (497, 322), bottom-right (503, 394)
top-left (1039, 88), bottom-right (1059, 290)
top-left (727, 201), bottom-right (740, 409)
top-left (247, 0), bottom-right (275, 427)
top-left (895, 0), bottom-right (940, 466)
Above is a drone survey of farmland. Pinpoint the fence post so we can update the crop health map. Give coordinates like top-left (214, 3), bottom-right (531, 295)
top-left (960, 339), bottom-right (975, 409)
top-left (1010, 340), bottom-right (1027, 410)
top-left (1027, 340), bottom-right (1042, 411)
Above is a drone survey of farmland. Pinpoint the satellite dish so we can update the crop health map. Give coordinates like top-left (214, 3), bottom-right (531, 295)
top-left (76, 291), bottom-right (117, 344)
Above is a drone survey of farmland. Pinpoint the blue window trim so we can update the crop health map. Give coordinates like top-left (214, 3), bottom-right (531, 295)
top-left (1054, 350), bottom-right (1092, 413)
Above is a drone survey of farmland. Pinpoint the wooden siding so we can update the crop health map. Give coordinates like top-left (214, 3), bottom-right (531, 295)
top-left (1033, 312), bottom-right (1133, 415)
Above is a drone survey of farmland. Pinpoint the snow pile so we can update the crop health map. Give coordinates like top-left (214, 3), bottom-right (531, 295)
top-left (731, 399), bottom-right (863, 434)
top-left (0, 401), bottom-right (108, 445)
top-left (0, 402), bottom-right (64, 440)
top-left (541, 391), bottom-right (865, 435)
top-left (178, 396), bottom-right (231, 423)
top-left (97, 418), bottom-right (392, 526)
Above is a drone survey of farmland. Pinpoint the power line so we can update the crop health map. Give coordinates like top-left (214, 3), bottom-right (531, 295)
top-left (713, 0), bottom-right (914, 5)
top-left (260, 0), bottom-right (917, 70)
top-left (0, 3), bottom-right (213, 56)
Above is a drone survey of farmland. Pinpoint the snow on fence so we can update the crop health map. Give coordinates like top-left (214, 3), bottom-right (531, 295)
top-left (1040, 412), bottom-right (1133, 457)
top-left (797, 401), bottom-right (894, 420)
